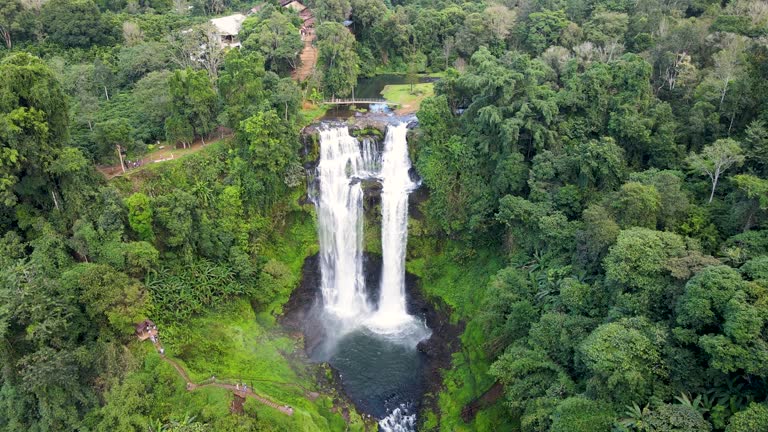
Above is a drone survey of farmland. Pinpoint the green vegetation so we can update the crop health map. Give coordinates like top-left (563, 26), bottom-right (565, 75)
top-left (381, 83), bottom-right (435, 113)
top-left (407, 242), bottom-right (511, 431)
top-left (3, 0), bottom-right (768, 430)
top-left (404, 0), bottom-right (768, 429)
top-left (159, 300), bottom-right (366, 431)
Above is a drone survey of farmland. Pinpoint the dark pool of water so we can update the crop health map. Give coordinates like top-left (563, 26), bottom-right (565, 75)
top-left (310, 327), bottom-right (426, 419)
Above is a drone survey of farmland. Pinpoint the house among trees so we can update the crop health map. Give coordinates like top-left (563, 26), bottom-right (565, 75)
top-left (283, 1), bottom-right (307, 13)
top-left (135, 319), bottom-right (158, 341)
top-left (210, 14), bottom-right (247, 48)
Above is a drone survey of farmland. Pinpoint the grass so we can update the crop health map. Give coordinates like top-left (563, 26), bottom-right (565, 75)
top-left (148, 207), bottom-right (368, 431)
top-left (260, 197), bottom-right (319, 316)
top-left (138, 299), bottom-right (367, 431)
top-left (406, 239), bottom-right (516, 431)
top-left (109, 173), bottom-right (363, 430)
top-left (108, 138), bottom-right (229, 184)
top-left (406, 244), bottom-right (503, 321)
top-left (381, 82), bottom-right (435, 114)
top-left (300, 103), bottom-right (328, 126)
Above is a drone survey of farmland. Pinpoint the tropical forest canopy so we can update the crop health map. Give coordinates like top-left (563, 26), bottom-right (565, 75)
top-left (0, 0), bottom-right (767, 430)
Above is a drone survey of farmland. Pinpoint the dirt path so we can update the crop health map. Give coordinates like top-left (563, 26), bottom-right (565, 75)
top-left (292, 18), bottom-right (317, 81)
top-left (97, 133), bottom-right (232, 179)
top-left (150, 339), bottom-right (296, 416)
top-left (460, 381), bottom-right (504, 422)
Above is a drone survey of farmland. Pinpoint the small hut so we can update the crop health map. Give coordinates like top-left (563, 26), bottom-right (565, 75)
top-left (135, 319), bottom-right (158, 341)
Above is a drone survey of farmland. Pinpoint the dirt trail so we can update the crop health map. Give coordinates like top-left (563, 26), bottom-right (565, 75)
top-left (97, 133), bottom-right (233, 179)
top-left (150, 339), bottom-right (296, 415)
top-left (292, 8), bottom-right (317, 82)
top-left (292, 39), bottom-right (317, 81)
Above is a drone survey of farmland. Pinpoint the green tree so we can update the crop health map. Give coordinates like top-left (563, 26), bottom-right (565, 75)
top-left (675, 266), bottom-right (768, 376)
top-left (0, 0), bottom-right (22, 49)
top-left (125, 193), bottom-right (154, 242)
top-left (349, 0), bottom-right (386, 36)
top-left (647, 403), bottom-right (712, 431)
top-left (525, 9), bottom-right (568, 55)
top-left (218, 50), bottom-right (268, 128)
top-left (165, 68), bottom-right (217, 147)
top-left (726, 403), bottom-right (768, 432)
top-left (238, 109), bottom-right (297, 178)
top-left (687, 138), bottom-right (745, 203)
top-left (578, 318), bottom-right (667, 405)
top-left (131, 70), bottom-right (173, 144)
top-left (603, 228), bottom-right (687, 317)
top-left (612, 182), bottom-right (661, 229)
top-left (743, 120), bottom-right (768, 174)
top-left (479, 267), bottom-right (537, 355)
top-left (116, 41), bottom-right (172, 86)
top-left (0, 53), bottom-right (69, 207)
top-left (576, 204), bottom-right (620, 268)
top-left (94, 118), bottom-right (132, 162)
top-left (316, 22), bottom-right (359, 98)
top-left (490, 347), bottom-right (575, 432)
top-left (550, 397), bottom-right (615, 432)
top-left (243, 11), bottom-right (302, 74)
top-left (314, 0), bottom-right (351, 22)
top-left (60, 263), bottom-right (147, 335)
top-left (40, 0), bottom-right (116, 48)
top-left (629, 169), bottom-right (690, 230)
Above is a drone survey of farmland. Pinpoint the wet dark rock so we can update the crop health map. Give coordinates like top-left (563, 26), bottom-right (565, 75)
top-left (280, 255), bottom-right (326, 353)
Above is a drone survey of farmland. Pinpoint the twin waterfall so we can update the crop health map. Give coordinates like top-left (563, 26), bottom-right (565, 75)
top-left (316, 123), bottom-right (421, 332)
top-left (315, 123), bottom-right (430, 432)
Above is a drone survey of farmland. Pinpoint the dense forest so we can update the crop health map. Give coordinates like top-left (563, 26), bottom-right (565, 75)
top-left (1, 0), bottom-right (768, 430)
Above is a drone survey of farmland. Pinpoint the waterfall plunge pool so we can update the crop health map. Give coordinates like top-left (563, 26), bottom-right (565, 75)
top-left (311, 312), bottom-right (427, 424)
top-left (285, 124), bottom-right (453, 431)
top-left (295, 253), bottom-right (436, 432)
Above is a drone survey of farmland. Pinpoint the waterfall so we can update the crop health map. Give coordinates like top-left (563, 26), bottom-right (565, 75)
top-left (367, 124), bottom-right (418, 331)
top-left (360, 136), bottom-right (381, 175)
top-left (315, 124), bottom-right (429, 432)
top-left (316, 127), bottom-right (370, 318)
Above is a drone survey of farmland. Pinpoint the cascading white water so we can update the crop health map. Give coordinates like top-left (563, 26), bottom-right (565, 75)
top-left (360, 136), bottom-right (381, 175)
top-left (379, 405), bottom-right (417, 432)
top-left (315, 123), bottom-right (430, 432)
top-left (316, 127), bottom-right (370, 318)
top-left (367, 124), bottom-right (420, 331)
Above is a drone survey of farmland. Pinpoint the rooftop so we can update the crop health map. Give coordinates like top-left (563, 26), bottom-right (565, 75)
top-left (210, 13), bottom-right (247, 36)
top-left (284, 1), bottom-right (306, 12)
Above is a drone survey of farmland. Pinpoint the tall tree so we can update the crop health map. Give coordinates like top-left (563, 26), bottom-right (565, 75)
top-left (243, 11), bottom-right (302, 74)
top-left (165, 68), bottom-right (217, 147)
top-left (0, 0), bottom-right (22, 48)
top-left (687, 138), bottom-right (745, 203)
top-left (40, 0), bottom-right (116, 48)
top-left (0, 53), bottom-right (70, 207)
top-left (316, 22), bottom-right (359, 98)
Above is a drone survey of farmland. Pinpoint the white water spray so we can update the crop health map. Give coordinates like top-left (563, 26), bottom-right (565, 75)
top-left (316, 127), bottom-right (370, 318)
top-left (367, 124), bottom-right (422, 332)
top-left (315, 124), bottom-right (429, 432)
top-left (379, 404), bottom-right (417, 432)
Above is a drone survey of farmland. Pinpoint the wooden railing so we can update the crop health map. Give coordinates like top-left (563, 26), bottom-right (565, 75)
top-left (321, 98), bottom-right (395, 105)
